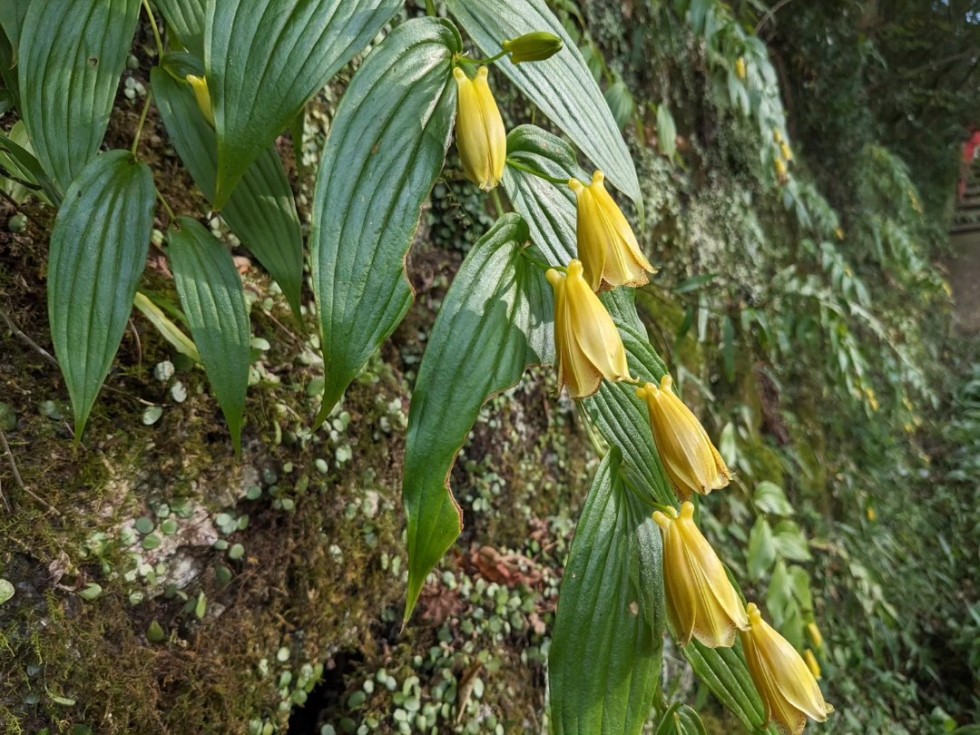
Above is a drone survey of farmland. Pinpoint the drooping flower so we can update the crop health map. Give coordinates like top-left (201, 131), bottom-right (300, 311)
top-left (502, 32), bottom-right (563, 64)
top-left (636, 375), bottom-right (732, 499)
top-left (569, 171), bottom-right (655, 292)
top-left (804, 649), bottom-right (822, 680)
top-left (736, 57), bottom-right (747, 80)
top-left (806, 621), bottom-right (824, 650)
top-left (653, 501), bottom-right (748, 647)
top-left (781, 142), bottom-right (795, 162)
top-left (775, 156), bottom-right (788, 180)
top-left (546, 260), bottom-right (631, 398)
top-left (453, 66), bottom-right (507, 191)
top-left (741, 603), bottom-right (834, 735)
top-left (185, 74), bottom-right (215, 127)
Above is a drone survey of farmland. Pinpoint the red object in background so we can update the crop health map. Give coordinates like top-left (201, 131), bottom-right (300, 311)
top-left (959, 130), bottom-right (980, 200)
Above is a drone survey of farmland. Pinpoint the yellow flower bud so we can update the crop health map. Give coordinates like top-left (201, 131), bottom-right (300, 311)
top-left (185, 74), bottom-right (215, 127)
top-left (545, 260), bottom-right (631, 399)
top-left (866, 506), bottom-right (877, 522)
top-left (736, 57), bottom-right (747, 80)
top-left (453, 66), bottom-right (507, 191)
top-left (806, 622), bottom-right (824, 650)
top-left (804, 649), bottom-right (822, 680)
top-left (834, 227), bottom-right (845, 241)
top-left (781, 142), bottom-right (794, 162)
top-left (775, 156), bottom-right (788, 181)
top-left (652, 502), bottom-right (748, 648)
top-left (636, 375), bottom-right (732, 499)
top-left (569, 171), bottom-right (655, 292)
top-left (501, 32), bottom-right (563, 64)
top-left (774, 129), bottom-right (784, 144)
top-left (741, 603), bottom-right (834, 735)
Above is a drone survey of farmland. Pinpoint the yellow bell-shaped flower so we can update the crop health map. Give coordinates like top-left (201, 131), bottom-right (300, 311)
top-left (736, 57), bottom-right (747, 81)
top-left (453, 66), bottom-right (507, 191)
top-left (636, 375), bottom-right (732, 499)
top-left (806, 621), bottom-right (824, 650)
top-left (653, 501), bottom-right (748, 648)
top-left (569, 171), bottom-right (655, 292)
top-left (741, 603), bottom-right (834, 735)
top-left (185, 74), bottom-right (215, 127)
top-left (804, 649), bottom-right (822, 680)
top-left (546, 260), bottom-right (631, 399)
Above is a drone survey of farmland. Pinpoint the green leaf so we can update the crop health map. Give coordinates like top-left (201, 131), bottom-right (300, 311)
top-left (747, 516), bottom-right (776, 579)
top-left (656, 103), bottom-right (677, 159)
top-left (133, 292), bottom-right (201, 363)
top-left (0, 0), bottom-right (30, 62)
top-left (311, 17), bottom-right (461, 418)
top-left (403, 214), bottom-right (553, 621)
top-left (771, 520), bottom-right (812, 562)
top-left (48, 151), bottom-right (155, 438)
top-left (19, 0), bottom-right (141, 193)
top-left (682, 643), bottom-right (767, 732)
top-left (446, 0), bottom-right (641, 205)
top-left (0, 26), bottom-right (19, 110)
top-left (654, 704), bottom-right (708, 735)
top-left (0, 126), bottom-right (60, 206)
top-left (154, 0), bottom-right (205, 57)
top-left (152, 66), bottom-right (304, 319)
top-left (168, 218), bottom-right (251, 453)
top-left (753, 480), bottom-right (794, 517)
top-left (0, 579), bottom-right (14, 605)
top-left (205, 0), bottom-right (402, 207)
top-left (550, 448), bottom-right (663, 735)
top-left (605, 79), bottom-right (636, 131)
top-left (503, 124), bottom-right (586, 264)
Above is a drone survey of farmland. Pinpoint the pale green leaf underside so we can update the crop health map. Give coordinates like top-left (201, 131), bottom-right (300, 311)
top-left (47, 150), bottom-right (155, 437)
top-left (550, 449), bottom-right (664, 735)
top-left (19, 0), bottom-right (141, 193)
top-left (311, 16), bottom-right (461, 417)
top-left (403, 213), bottom-right (553, 621)
top-left (446, 0), bottom-right (641, 204)
top-left (205, 0), bottom-right (402, 207)
top-left (152, 66), bottom-right (304, 319)
top-left (168, 217), bottom-right (251, 453)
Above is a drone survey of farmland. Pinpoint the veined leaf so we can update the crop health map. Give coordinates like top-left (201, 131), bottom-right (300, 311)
top-left (654, 703), bottom-right (709, 735)
top-left (503, 124), bottom-right (586, 264)
top-left (168, 217), bottom-right (251, 453)
top-left (403, 214), bottom-right (552, 621)
top-left (0, 126), bottom-right (60, 206)
top-left (152, 66), bottom-right (304, 319)
top-left (550, 448), bottom-right (664, 735)
top-left (0, 26), bottom-right (18, 110)
top-left (154, 0), bottom-right (205, 57)
top-left (446, 0), bottom-right (641, 206)
top-left (205, 0), bottom-right (402, 207)
top-left (133, 291), bottom-right (201, 363)
top-left (19, 0), bottom-right (141, 193)
top-left (47, 151), bottom-right (155, 437)
top-left (311, 17), bottom-right (461, 418)
top-left (0, 0), bottom-right (30, 63)
top-left (682, 642), bottom-right (768, 732)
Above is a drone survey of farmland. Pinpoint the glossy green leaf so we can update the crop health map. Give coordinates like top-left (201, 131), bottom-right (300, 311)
top-left (169, 218), bottom-right (251, 453)
top-left (682, 642), bottom-right (768, 732)
top-left (772, 520), bottom-right (812, 561)
top-left (154, 0), bottom-right (205, 57)
top-left (19, 0), bottom-right (141, 193)
top-left (654, 704), bottom-right (708, 735)
top-left (403, 214), bottom-right (552, 620)
top-left (311, 17), bottom-right (461, 418)
top-left (446, 0), bottom-right (641, 205)
top-left (47, 151), bottom-right (155, 437)
top-left (205, 0), bottom-right (402, 207)
top-left (152, 67), bottom-right (304, 318)
top-left (550, 448), bottom-right (663, 734)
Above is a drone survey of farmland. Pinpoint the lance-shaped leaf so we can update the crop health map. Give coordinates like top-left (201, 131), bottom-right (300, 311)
top-left (47, 151), bottom-right (155, 438)
top-left (152, 67), bottom-right (304, 319)
top-left (446, 0), bottom-right (641, 206)
top-left (0, 0), bottom-right (30, 63)
top-left (311, 17), bottom-right (460, 418)
top-left (154, 0), bottom-right (205, 57)
top-left (550, 448), bottom-right (664, 735)
top-left (403, 214), bottom-right (553, 620)
top-left (682, 642), bottom-right (769, 733)
top-left (654, 704), bottom-right (708, 735)
top-left (205, 0), bottom-right (402, 207)
top-left (168, 218), bottom-right (251, 453)
top-left (19, 0), bottom-right (140, 193)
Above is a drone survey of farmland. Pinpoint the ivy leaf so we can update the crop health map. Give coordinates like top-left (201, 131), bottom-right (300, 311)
top-left (168, 218), bottom-right (251, 453)
top-left (153, 0), bottom-right (205, 57)
top-left (19, 0), bottom-right (141, 193)
top-left (205, 0), bottom-right (402, 207)
top-left (311, 17), bottom-right (461, 419)
top-left (446, 0), bottom-right (641, 206)
top-left (152, 66), bottom-right (304, 319)
top-left (47, 151), bottom-right (155, 438)
top-left (403, 214), bottom-right (553, 621)
top-left (550, 448), bottom-right (664, 735)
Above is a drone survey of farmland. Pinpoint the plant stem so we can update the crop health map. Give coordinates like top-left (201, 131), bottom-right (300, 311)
top-left (506, 158), bottom-right (572, 187)
top-left (491, 187), bottom-right (507, 218)
top-left (131, 91), bottom-right (154, 157)
top-left (155, 189), bottom-right (176, 221)
top-left (142, 0), bottom-right (164, 59)
top-left (425, 0), bottom-right (436, 16)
